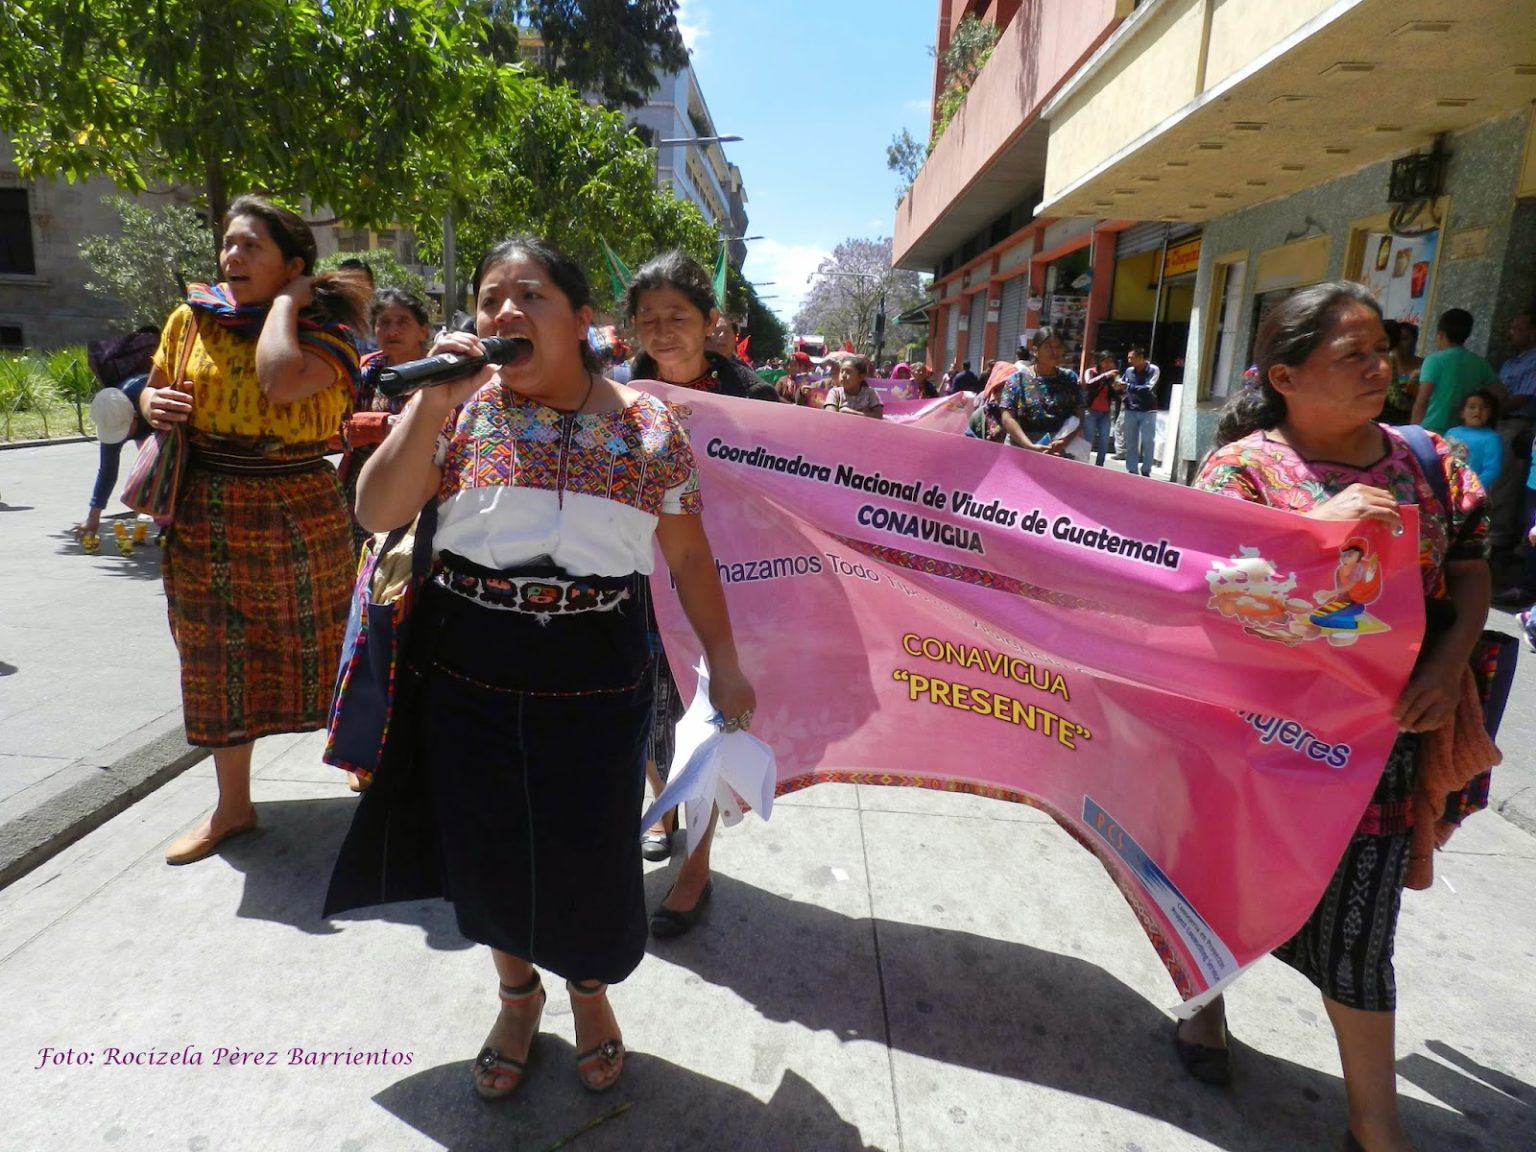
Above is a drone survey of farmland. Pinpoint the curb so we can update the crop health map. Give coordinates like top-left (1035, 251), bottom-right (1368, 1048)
top-left (0, 435), bottom-right (92, 452)
top-left (0, 712), bottom-right (209, 891)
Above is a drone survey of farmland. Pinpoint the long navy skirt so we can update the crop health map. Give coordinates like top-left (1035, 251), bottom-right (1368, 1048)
top-left (326, 559), bottom-right (653, 985)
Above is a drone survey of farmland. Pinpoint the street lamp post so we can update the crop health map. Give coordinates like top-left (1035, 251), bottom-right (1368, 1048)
top-left (656, 135), bottom-right (743, 146)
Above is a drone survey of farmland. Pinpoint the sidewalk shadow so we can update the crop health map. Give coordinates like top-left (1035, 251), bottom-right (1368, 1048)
top-left (50, 526), bottom-right (165, 580)
top-left (218, 795), bottom-right (471, 953)
top-left (647, 875), bottom-right (1528, 1152)
top-left (372, 1047), bottom-right (886, 1152)
top-left (1400, 1040), bottom-right (1534, 1138)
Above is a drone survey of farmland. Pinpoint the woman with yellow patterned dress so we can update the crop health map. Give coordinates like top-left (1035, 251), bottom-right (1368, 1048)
top-left (138, 195), bottom-right (369, 866)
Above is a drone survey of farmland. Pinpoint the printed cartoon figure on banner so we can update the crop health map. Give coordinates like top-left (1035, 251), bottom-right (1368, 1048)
top-left (1207, 538), bottom-right (1391, 647)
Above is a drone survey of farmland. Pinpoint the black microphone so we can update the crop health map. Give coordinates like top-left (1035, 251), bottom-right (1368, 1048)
top-left (375, 336), bottom-right (524, 399)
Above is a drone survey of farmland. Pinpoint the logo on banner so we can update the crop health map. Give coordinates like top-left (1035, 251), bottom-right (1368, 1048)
top-left (1084, 796), bottom-right (1237, 986)
top-left (1205, 540), bottom-right (1389, 647)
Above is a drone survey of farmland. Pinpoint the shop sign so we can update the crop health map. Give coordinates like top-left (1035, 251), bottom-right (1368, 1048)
top-left (1162, 236), bottom-right (1203, 279)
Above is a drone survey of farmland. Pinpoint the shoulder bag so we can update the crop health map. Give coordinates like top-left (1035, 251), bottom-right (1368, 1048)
top-left (119, 317), bottom-right (196, 519)
top-left (1399, 424), bottom-right (1518, 826)
top-left (323, 499), bottom-right (439, 783)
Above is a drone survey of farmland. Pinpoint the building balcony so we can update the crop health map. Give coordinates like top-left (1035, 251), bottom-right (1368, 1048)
top-left (892, 0), bottom-right (1130, 270)
top-left (1037, 0), bottom-right (1536, 223)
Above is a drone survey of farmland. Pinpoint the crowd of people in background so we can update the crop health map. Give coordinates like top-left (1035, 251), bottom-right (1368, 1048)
top-left (64, 209), bottom-right (1535, 1146)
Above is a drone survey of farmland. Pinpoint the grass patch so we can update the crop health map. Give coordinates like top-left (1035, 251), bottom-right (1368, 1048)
top-left (1, 404), bottom-right (92, 442)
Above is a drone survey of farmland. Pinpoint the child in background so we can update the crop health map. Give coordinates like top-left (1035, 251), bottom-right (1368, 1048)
top-left (1444, 389), bottom-right (1503, 492)
top-left (823, 355), bottom-right (884, 419)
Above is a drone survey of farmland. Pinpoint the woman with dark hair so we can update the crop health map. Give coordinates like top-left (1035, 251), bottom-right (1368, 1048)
top-left (1375, 319), bottom-right (1420, 425)
top-left (625, 249), bottom-right (777, 934)
top-left (339, 236), bottom-right (755, 1100)
top-left (338, 288), bottom-right (434, 540)
top-left (1180, 282), bottom-right (1493, 1152)
top-left (139, 194), bottom-right (369, 865)
top-left (627, 250), bottom-right (780, 403)
top-left (986, 327), bottom-right (1087, 459)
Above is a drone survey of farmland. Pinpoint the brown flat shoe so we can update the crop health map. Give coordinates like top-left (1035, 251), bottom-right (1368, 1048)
top-left (164, 814), bottom-right (257, 865)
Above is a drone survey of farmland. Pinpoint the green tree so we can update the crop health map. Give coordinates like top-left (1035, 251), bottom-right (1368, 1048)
top-left (0, 0), bottom-right (526, 246)
top-left (932, 15), bottom-right (999, 148)
top-left (414, 84), bottom-right (719, 314)
top-left (886, 127), bottom-right (926, 201)
top-left (316, 249), bottom-right (431, 303)
top-left (78, 196), bottom-right (218, 327)
top-left (721, 272), bottom-right (786, 361)
top-left (742, 285), bottom-right (788, 361)
top-left (485, 0), bottom-right (689, 109)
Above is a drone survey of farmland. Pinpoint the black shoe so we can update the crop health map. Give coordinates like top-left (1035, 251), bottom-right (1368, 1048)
top-left (1492, 586), bottom-right (1534, 608)
top-left (639, 830), bottom-right (671, 862)
top-left (650, 879), bottom-right (711, 939)
top-left (1172, 1018), bottom-right (1231, 1086)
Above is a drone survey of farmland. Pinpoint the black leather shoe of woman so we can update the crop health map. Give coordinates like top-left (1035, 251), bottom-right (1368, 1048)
top-left (649, 879), bottom-right (711, 939)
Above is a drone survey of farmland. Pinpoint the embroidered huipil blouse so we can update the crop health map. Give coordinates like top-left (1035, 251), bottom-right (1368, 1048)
top-left (433, 383), bottom-right (702, 577)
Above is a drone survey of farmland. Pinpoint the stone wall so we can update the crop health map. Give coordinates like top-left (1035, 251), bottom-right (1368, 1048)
top-left (0, 146), bottom-right (139, 349)
top-left (1178, 107), bottom-right (1534, 466)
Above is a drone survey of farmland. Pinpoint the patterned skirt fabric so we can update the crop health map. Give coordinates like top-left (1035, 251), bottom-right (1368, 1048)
top-left (1272, 732), bottom-right (1419, 1011)
top-left (163, 457), bottom-right (354, 747)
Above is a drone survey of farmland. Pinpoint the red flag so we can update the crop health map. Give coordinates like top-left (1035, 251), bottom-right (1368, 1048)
top-left (737, 336), bottom-right (751, 361)
top-left (841, 340), bottom-right (855, 353)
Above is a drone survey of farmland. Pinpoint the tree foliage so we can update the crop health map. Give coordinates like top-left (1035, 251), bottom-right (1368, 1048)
top-left (412, 84), bottom-right (718, 315)
top-left (0, 0), bottom-right (525, 239)
top-left (78, 196), bottom-right (218, 327)
top-left (886, 127), bottom-right (926, 202)
top-left (316, 249), bottom-right (431, 303)
top-left (793, 238), bottom-right (926, 361)
top-left (485, 0), bottom-right (689, 109)
top-left (932, 15), bottom-right (999, 148)
top-left (728, 280), bottom-right (787, 362)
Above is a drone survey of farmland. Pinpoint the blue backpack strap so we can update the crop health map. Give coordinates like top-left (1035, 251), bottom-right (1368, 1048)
top-left (1398, 423), bottom-right (1450, 515)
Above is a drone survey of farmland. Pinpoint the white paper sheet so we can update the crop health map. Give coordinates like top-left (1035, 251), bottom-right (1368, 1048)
top-left (639, 663), bottom-right (776, 856)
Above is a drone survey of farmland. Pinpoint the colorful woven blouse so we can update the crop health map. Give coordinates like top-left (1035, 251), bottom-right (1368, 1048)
top-left (1195, 426), bottom-right (1487, 599)
top-left (433, 384), bottom-right (702, 576)
top-left (152, 305), bottom-right (354, 451)
top-left (994, 366), bottom-right (1083, 440)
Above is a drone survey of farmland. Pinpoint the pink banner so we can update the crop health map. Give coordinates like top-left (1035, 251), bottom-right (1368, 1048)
top-left (636, 382), bottom-right (1424, 1003)
top-left (881, 393), bottom-right (972, 434)
top-left (794, 384), bottom-right (972, 435)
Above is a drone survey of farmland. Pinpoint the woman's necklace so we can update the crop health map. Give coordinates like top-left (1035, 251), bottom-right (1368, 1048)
top-left (552, 372), bottom-right (596, 510)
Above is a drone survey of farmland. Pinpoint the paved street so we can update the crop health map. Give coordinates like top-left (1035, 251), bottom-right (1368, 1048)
top-left (1, 439), bottom-right (1534, 1151)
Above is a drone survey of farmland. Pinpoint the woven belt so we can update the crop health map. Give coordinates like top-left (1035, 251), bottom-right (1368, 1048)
top-left (192, 447), bottom-right (328, 475)
top-left (434, 566), bottom-right (632, 619)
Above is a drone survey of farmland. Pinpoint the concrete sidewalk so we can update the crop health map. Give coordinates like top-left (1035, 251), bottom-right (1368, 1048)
top-left (1, 728), bottom-right (1533, 1152)
top-left (0, 441), bottom-right (200, 885)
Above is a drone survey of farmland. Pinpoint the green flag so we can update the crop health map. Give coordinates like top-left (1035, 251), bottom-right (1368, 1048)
top-left (713, 243), bottom-right (728, 309)
top-left (599, 239), bottom-right (633, 300)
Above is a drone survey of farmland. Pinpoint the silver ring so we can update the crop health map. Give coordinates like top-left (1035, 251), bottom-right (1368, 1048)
top-left (721, 709), bottom-right (753, 733)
